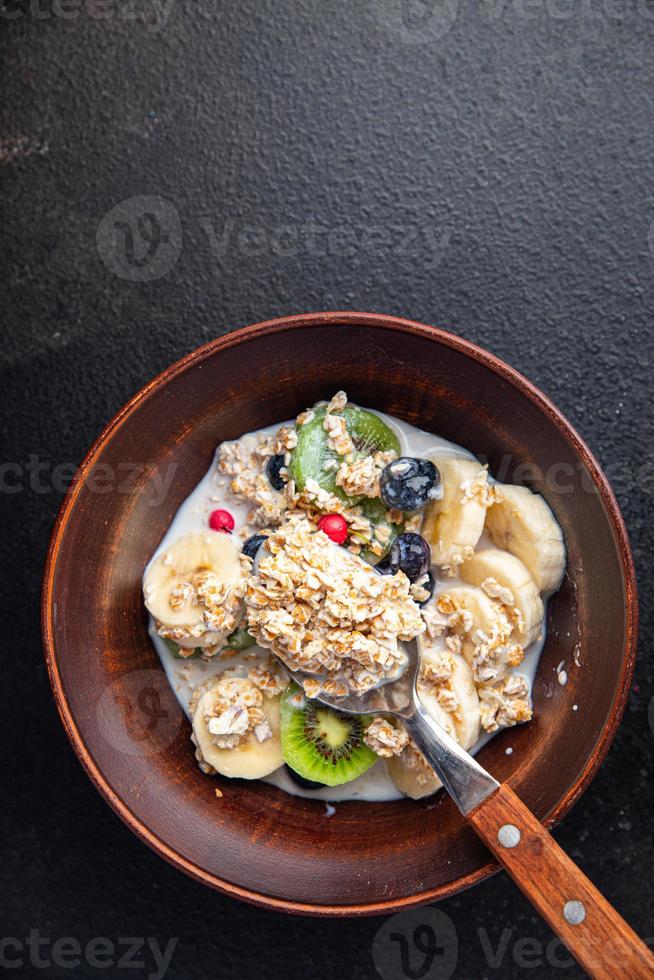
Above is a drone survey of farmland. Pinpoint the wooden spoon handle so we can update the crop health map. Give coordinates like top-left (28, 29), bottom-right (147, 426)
top-left (467, 784), bottom-right (654, 978)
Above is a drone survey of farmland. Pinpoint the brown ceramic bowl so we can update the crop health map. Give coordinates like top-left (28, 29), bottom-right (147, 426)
top-left (42, 312), bottom-right (637, 915)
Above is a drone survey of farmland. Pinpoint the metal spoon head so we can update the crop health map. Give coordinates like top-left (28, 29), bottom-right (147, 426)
top-left (282, 556), bottom-right (424, 716)
top-left (287, 637), bottom-right (421, 719)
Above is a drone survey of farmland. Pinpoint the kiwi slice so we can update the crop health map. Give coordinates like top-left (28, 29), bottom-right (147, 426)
top-left (284, 764), bottom-right (326, 790)
top-left (280, 684), bottom-right (376, 786)
top-left (225, 624), bottom-right (256, 650)
top-left (288, 404), bottom-right (401, 505)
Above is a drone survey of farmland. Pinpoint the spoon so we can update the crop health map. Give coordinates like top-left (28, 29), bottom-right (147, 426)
top-left (289, 635), bottom-right (654, 979)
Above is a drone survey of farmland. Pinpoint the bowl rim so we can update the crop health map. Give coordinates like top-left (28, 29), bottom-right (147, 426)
top-left (41, 310), bottom-right (639, 916)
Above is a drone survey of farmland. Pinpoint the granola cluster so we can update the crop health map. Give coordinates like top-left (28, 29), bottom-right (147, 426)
top-left (245, 654), bottom-right (289, 698)
top-left (460, 467), bottom-right (502, 509)
top-left (335, 451), bottom-right (397, 499)
top-left (478, 576), bottom-right (528, 636)
top-left (479, 576), bottom-right (515, 608)
top-left (419, 648), bottom-right (460, 713)
top-left (479, 674), bottom-right (532, 732)
top-left (409, 573), bottom-right (433, 605)
top-left (324, 411), bottom-right (354, 456)
top-left (244, 517), bottom-right (425, 696)
top-left (363, 716), bottom-right (409, 757)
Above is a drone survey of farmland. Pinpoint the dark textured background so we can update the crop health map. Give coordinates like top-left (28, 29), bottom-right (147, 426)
top-left (1, 0), bottom-right (653, 977)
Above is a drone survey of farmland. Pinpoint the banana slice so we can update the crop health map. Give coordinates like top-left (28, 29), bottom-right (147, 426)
top-left (420, 646), bottom-right (481, 750)
top-left (387, 652), bottom-right (480, 799)
top-left (387, 749), bottom-right (442, 800)
top-left (449, 652), bottom-right (482, 749)
top-left (144, 531), bottom-right (246, 649)
top-left (484, 484), bottom-right (566, 592)
top-left (387, 697), bottom-right (454, 800)
top-left (459, 548), bottom-right (544, 647)
top-left (436, 585), bottom-right (518, 684)
top-left (437, 585), bottom-right (511, 658)
top-left (192, 679), bottom-right (283, 778)
top-left (422, 457), bottom-right (491, 568)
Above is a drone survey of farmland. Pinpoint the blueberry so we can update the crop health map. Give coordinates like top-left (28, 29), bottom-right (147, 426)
top-left (379, 457), bottom-right (441, 512)
top-left (417, 570), bottom-right (436, 606)
top-left (266, 453), bottom-right (286, 491)
top-left (284, 764), bottom-right (326, 790)
top-left (389, 533), bottom-right (431, 583)
top-left (242, 533), bottom-right (268, 561)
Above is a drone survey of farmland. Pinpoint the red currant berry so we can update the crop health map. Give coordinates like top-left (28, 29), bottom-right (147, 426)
top-left (317, 513), bottom-right (348, 545)
top-left (209, 508), bottom-right (234, 533)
